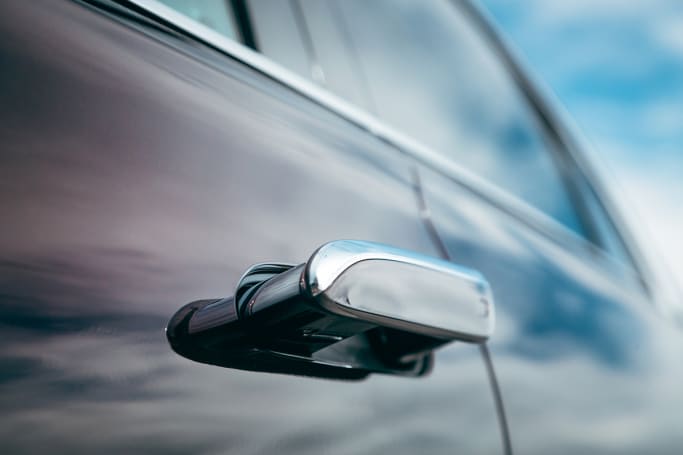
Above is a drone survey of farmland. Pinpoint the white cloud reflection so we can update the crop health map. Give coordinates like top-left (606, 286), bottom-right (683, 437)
top-left (482, 0), bottom-right (683, 304)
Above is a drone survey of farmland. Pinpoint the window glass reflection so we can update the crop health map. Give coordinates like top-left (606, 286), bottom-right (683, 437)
top-left (248, 0), bottom-right (313, 80)
top-left (157, 0), bottom-right (240, 40)
top-left (336, 0), bottom-right (586, 236)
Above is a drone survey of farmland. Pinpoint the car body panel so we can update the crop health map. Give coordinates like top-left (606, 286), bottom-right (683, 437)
top-left (2, 0), bottom-right (683, 454)
top-left (419, 165), bottom-right (683, 453)
top-left (0, 1), bottom-right (502, 453)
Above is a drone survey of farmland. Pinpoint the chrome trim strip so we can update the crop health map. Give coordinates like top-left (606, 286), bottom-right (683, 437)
top-left (121, 0), bottom-right (640, 273)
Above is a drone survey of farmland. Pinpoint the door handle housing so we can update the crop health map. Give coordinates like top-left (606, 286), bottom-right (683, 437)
top-left (167, 240), bottom-right (494, 380)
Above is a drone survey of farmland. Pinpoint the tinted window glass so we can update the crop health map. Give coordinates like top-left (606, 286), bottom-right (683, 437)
top-left (248, 1), bottom-right (369, 110)
top-left (157, 0), bottom-right (240, 40)
top-left (334, 0), bottom-right (585, 236)
top-left (248, 0), bottom-right (312, 81)
top-left (297, 0), bottom-right (371, 109)
top-left (578, 174), bottom-right (636, 266)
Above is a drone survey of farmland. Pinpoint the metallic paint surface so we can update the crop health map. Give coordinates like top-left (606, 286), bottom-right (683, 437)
top-left (4, 0), bottom-right (682, 453)
top-left (0, 1), bottom-right (502, 453)
top-left (420, 165), bottom-right (683, 454)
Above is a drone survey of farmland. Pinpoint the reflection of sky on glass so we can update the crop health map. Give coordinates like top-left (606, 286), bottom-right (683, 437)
top-left (337, 0), bottom-right (586, 235)
top-left (481, 0), bottom-right (683, 293)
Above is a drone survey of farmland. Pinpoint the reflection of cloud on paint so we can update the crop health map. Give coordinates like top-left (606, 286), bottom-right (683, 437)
top-left (482, 0), bottom-right (683, 307)
top-left (475, 3), bottom-right (683, 452)
top-left (0, 322), bottom-right (503, 454)
top-left (496, 327), bottom-right (683, 454)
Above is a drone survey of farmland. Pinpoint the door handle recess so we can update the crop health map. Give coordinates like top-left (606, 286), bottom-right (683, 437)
top-left (167, 240), bottom-right (495, 380)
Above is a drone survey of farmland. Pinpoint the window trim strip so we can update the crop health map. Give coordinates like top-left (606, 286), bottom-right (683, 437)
top-left (119, 0), bottom-right (647, 282)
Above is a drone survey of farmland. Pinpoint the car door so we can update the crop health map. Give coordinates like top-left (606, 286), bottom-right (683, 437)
top-left (0, 0), bottom-right (504, 453)
top-left (289, 0), bottom-right (683, 453)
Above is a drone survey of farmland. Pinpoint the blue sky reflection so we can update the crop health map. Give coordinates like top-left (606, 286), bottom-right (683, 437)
top-left (482, 0), bottom-right (683, 301)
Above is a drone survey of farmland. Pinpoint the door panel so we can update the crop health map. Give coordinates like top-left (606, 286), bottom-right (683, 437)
top-left (418, 165), bottom-right (683, 454)
top-left (0, 1), bottom-right (502, 453)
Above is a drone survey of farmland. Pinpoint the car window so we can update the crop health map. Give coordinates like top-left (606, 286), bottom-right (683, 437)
top-left (319, 0), bottom-right (587, 238)
top-left (242, 1), bottom-right (370, 110)
top-left (247, 0), bottom-right (312, 80)
top-left (155, 0), bottom-right (314, 87)
top-left (296, 0), bottom-right (371, 110)
top-left (576, 172), bottom-right (637, 267)
top-left (150, 1), bottom-right (610, 250)
top-left (157, 0), bottom-right (240, 40)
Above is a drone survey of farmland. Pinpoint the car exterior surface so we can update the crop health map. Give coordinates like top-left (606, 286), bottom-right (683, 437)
top-left (1, 0), bottom-right (682, 454)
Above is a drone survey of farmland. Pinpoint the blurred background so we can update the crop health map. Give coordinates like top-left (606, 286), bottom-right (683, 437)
top-left (481, 0), bottom-right (683, 291)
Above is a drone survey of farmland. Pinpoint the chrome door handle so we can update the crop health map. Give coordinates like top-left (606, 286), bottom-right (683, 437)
top-left (167, 240), bottom-right (495, 380)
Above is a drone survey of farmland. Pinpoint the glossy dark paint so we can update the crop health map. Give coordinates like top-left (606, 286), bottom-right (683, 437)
top-left (0, 1), bottom-right (500, 453)
top-left (1, 1), bottom-right (681, 454)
